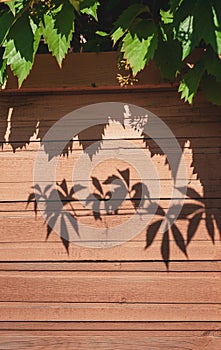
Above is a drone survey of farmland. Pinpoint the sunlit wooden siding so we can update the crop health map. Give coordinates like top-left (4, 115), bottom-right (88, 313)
top-left (0, 53), bottom-right (220, 349)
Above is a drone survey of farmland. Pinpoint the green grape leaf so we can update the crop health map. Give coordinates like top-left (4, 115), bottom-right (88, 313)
top-left (6, 12), bottom-right (34, 61)
top-left (215, 30), bottom-right (221, 56)
top-left (173, 0), bottom-right (193, 26)
top-left (121, 19), bottom-right (158, 76)
top-left (213, 0), bottom-right (221, 26)
top-left (212, 4), bottom-right (221, 56)
top-left (0, 10), bottom-right (14, 46)
top-left (111, 4), bottom-right (149, 45)
top-left (191, 0), bottom-right (217, 52)
top-left (155, 30), bottom-right (182, 80)
top-left (176, 16), bottom-right (193, 60)
top-left (202, 73), bottom-right (221, 105)
top-left (55, 1), bottom-right (75, 39)
top-left (42, 2), bottom-right (75, 66)
top-left (178, 62), bottom-right (205, 103)
top-left (4, 20), bottom-right (40, 87)
top-left (204, 48), bottom-right (221, 82)
top-left (7, 0), bottom-right (24, 15)
top-left (80, 0), bottom-right (100, 21)
top-left (0, 47), bottom-right (7, 85)
top-left (160, 9), bottom-right (173, 24)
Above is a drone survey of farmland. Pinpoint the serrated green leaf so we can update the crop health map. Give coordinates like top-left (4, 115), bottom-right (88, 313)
top-left (111, 4), bottom-right (149, 45)
top-left (212, 0), bottom-right (221, 26)
top-left (202, 73), bottom-right (221, 105)
top-left (4, 20), bottom-right (40, 87)
top-left (55, 0), bottom-right (75, 39)
top-left (6, 1), bottom-right (16, 15)
top-left (6, 12), bottom-right (34, 61)
top-left (42, 3), bottom-right (75, 66)
top-left (0, 10), bottom-right (14, 46)
top-left (203, 48), bottom-right (221, 82)
top-left (178, 62), bottom-right (205, 103)
top-left (176, 16), bottom-right (193, 59)
top-left (80, 0), bottom-right (100, 21)
top-left (7, 0), bottom-right (24, 15)
top-left (215, 30), bottom-right (221, 56)
top-left (192, 0), bottom-right (217, 52)
top-left (121, 19), bottom-right (158, 76)
top-left (212, 5), bottom-right (221, 56)
top-left (0, 47), bottom-right (7, 85)
top-left (160, 9), bottom-right (173, 24)
top-left (155, 32), bottom-right (182, 80)
top-left (112, 27), bottom-right (125, 46)
top-left (173, 0), bottom-right (193, 26)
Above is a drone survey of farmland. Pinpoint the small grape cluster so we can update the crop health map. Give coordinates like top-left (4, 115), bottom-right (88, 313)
top-left (117, 59), bottom-right (138, 87)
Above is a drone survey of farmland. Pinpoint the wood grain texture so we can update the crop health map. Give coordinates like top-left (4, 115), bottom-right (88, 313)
top-left (5, 52), bottom-right (162, 89)
top-left (0, 302), bottom-right (220, 321)
top-left (0, 321), bottom-right (220, 331)
top-left (0, 261), bottom-right (221, 272)
top-left (0, 333), bottom-right (220, 350)
top-left (0, 271), bottom-right (220, 303)
top-left (0, 241), bottom-right (220, 261)
top-left (0, 57), bottom-right (221, 346)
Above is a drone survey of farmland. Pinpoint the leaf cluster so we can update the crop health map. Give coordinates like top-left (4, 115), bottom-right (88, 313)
top-left (0, 0), bottom-right (221, 104)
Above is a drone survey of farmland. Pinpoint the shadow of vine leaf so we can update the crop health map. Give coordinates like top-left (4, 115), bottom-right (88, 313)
top-left (130, 182), bottom-right (150, 210)
top-left (86, 177), bottom-right (113, 219)
top-left (78, 124), bottom-right (107, 159)
top-left (0, 107), bottom-right (8, 149)
top-left (145, 202), bottom-right (188, 268)
top-left (27, 179), bottom-right (85, 253)
top-left (177, 186), bottom-right (220, 244)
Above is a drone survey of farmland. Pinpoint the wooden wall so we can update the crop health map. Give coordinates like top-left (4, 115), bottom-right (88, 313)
top-left (0, 53), bottom-right (221, 349)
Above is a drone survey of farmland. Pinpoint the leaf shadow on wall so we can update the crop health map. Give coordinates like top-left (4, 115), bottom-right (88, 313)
top-left (0, 98), bottom-right (220, 267)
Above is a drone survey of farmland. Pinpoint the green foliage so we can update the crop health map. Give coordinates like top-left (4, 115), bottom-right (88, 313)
top-left (41, 1), bottom-right (75, 66)
top-left (202, 74), bottom-right (221, 105)
top-left (155, 27), bottom-right (182, 80)
top-left (111, 4), bottom-right (149, 45)
top-left (178, 62), bottom-right (205, 103)
top-left (80, 0), bottom-right (100, 21)
top-left (0, 0), bottom-right (220, 106)
top-left (0, 9), bottom-right (14, 46)
top-left (121, 19), bottom-right (158, 76)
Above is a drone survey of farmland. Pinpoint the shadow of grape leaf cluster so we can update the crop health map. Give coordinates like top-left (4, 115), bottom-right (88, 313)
top-left (27, 166), bottom-right (221, 268)
top-left (86, 168), bottom-right (150, 220)
top-left (27, 179), bottom-right (85, 254)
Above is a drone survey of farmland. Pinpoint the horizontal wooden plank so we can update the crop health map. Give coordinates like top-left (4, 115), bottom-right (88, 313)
top-left (0, 214), bottom-right (220, 244)
top-left (0, 334), bottom-right (220, 350)
top-left (1, 138), bottom-right (220, 153)
top-left (0, 332), bottom-right (220, 350)
top-left (0, 261), bottom-right (220, 272)
top-left (0, 240), bottom-right (219, 261)
top-left (1, 329), bottom-right (221, 337)
top-left (6, 52), bottom-right (163, 89)
top-left (0, 302), bottom-right (220, 321)
top-left (1, 119), bottom-right (221, 147)
top-left (1, 199), bottom-right (220, 215)
top-left (0, 321), bottom-right (220, 331)
top-left (0, 182), bottom-right (210, 203)
top-left (0, 271), bottom-right (220, 303)
top-left (1, 89), bottom-right (221, 120)
top-left (0, 156), bottom-right (220, 193)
